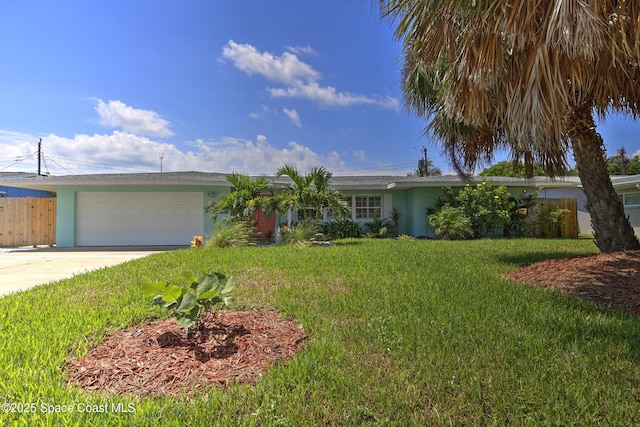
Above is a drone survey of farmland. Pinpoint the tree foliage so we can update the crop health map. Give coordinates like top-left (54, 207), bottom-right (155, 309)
top-left (607, 149), bottom-right (640, 175)
top-left (208, 173), bottom-right (275, 224)
top-left (428, 182), bottom-right (513, 238)
top-left (480, 152), bottom-right (640, 177)
top-left (408, 158), bottom-right (442, 177)
top-left (378, 0), bottom-right (640, 252)
top-left (276, 164), bottom-right (350, 221)
top-left (479, 161), bottom-right (547, 178)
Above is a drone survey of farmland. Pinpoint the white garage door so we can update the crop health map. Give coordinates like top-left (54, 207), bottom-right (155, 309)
top-left (77, 192), bottom-right (203, 246)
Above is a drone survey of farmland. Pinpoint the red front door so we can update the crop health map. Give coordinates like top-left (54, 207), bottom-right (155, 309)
top-left (252, 197), bottom-right (276, 239)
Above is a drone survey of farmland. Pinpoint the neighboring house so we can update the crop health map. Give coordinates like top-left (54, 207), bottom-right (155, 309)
top-left (0, 171), bottom-right (638, 247)
top-left (611, 175), bottom-right (640, 236)
top-left (0, 172), bottom-right (55, 198)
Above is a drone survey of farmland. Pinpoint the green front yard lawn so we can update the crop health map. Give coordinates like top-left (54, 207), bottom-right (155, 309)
top-left (1, 238), bottom-right (639, 426)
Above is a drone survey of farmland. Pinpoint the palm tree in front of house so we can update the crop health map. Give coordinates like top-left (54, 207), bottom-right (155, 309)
top-left (379, 0), bottom-right (640, 252)
top-left (275, 164), bottom-right (350, 221)
top-left (209, 173), bottom-right (275, 224)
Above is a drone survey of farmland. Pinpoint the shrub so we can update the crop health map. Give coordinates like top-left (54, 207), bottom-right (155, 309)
top-left (206, 221), bottom-right (255, 248)
top-left (428, 182), bottom-right (513, 238)
top-left (388, 207), bottom-right (402, 236)
top-left (142, 271), bottom-right (235, 338)
top-left (455, 182), bottom-right (512, 237)
top-left (503, 191), bottom-right (538, 237)
top-left (319, 218), bottom-right (362, 240)
top-left (428, 206), bottom-right (474, 240)
top-left (363, 217), bottom-right (391, 238)
top-left (282, 220), bottom-right (319, 246)
top-left (396, 234), bottom-right (413, 240)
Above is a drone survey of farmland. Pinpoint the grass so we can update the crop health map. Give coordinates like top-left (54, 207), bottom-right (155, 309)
top-left (1, 238), bottom-right (639, 425)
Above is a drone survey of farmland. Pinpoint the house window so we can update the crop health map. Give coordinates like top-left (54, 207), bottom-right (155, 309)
top-left (355, 195), bottom-right (382, 220)
top-left (623, 193), bottom-right (640, 207)
top-left (325, 195), bottom-right (382, 221)
top-left (326, 196), bottom-right (352, 220)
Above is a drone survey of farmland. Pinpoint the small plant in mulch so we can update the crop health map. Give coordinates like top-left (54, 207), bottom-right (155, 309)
top-left (142, 271), bottom-right (235, 339)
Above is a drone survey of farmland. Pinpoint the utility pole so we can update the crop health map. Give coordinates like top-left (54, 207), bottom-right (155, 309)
top-left (37, 138), bottom-right (42, 176)
top-left (160, 152), bottom-right (164, 173)
top-left (417, 146), bottom-right (428, 176)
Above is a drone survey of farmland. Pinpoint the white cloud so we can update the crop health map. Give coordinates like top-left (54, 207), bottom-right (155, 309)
top-left (222, 40), bottom-right (399, 110)
top-left (43, 131), bottom-right (186, 173)
top-left (270, 82), bottom-right (400, 109)
top-left (248, 105), bottom-right (274, 120)
top-left (0, 130), bottom-right (347, 176)
top-left (94, 99), bottom-right (174, 138)
top-left (0, 130), bottom-right (45, 171)
top-left (351, 150), bottom-right (368, 163)
top-left (285, 45), bottom-right (318, 56)
top-left (222, 40), bottom-right (319, 85)
top-left (283, 108), bottom-right (302, 128)
top-left (195, 136), bottom-right (344, 173)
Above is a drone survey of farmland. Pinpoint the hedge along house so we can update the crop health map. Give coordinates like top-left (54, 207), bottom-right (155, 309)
top-left (2, 171), bottom-right (638, 247)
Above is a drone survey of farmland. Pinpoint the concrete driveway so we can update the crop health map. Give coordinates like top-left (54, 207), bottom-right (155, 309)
top-left (0, 246), bottom-right (180, 297)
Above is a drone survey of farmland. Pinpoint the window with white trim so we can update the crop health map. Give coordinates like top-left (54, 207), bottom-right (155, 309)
top-left (325, 195), bottom-right (382, 221)
top-left (355, 195), bottom-right (382, 219)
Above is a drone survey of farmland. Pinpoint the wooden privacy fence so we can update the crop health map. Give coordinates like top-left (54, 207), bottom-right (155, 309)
top-left (0, 198), bottom-right (56, 247)
top-left (531, 198), bottom-right (578, 238)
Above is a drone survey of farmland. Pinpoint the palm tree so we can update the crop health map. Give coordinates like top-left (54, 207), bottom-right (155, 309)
top-left (409, 158), bottom-right (442, 177)
top-left (275, 164), bottom-right (350, 221)
top-left (209, 173), bottom-right (275, 224)
top-left (378, 0), bottom-right (640, 252)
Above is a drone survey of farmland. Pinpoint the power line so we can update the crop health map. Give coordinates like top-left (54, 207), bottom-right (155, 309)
top-left (0, 151), bottom-right (38, 171)
top-left (39, 153), bottom-right (159, 173)
top-left (41, 153), bottom-right (51, 175)
top-left (43, 154), bottom-right (75, 175)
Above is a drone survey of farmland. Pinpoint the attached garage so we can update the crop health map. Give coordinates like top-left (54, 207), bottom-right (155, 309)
top-left (0, 172), bottom-right (232, 247)
top-left (76, 192), bottom-right (203, 246)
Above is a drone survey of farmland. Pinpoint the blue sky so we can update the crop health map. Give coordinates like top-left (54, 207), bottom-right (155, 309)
top-left (0, 1), bottom-right (639, 177)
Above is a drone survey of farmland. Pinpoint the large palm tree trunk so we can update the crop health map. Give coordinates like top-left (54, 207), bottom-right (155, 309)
top-left (565, 103), bottom-right (640, 252)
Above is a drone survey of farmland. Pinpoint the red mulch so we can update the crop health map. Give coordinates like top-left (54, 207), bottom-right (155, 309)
top-left (65, 309), bottom-right (306, 398)
top-left (505, 250), bottom-right (640, 315)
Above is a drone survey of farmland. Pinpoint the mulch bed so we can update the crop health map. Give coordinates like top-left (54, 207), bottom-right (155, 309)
top-left (506, 250), bottom-right (640, 315)
top-left (66, 309), bottom-right (307, 398)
